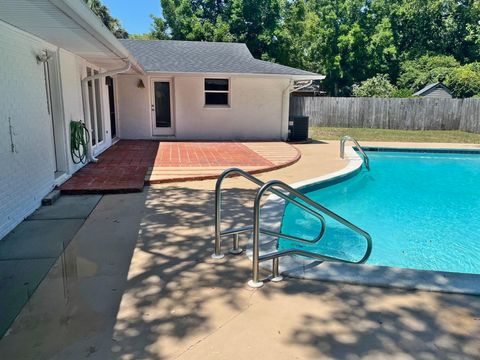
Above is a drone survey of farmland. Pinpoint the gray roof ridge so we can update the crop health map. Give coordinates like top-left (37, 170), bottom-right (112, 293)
top-left (120, 39), bottom-right (250, 47)
top-left (413, 82), bottom-right (450, 96)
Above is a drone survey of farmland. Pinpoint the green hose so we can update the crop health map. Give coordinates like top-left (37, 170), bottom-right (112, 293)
top-left (70, 120), bottom-right (90, 164)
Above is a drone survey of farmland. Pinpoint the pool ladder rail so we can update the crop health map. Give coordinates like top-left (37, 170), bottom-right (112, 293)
top-left (340, 135), bottom-right (370, 170)
top-left (212, 168), bottom-right (372, 288)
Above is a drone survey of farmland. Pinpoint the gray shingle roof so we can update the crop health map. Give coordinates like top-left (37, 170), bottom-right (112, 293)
top-left (120, 39), bottom-right (322, 77)
top-left (413, 82), bottom-right (452, 96)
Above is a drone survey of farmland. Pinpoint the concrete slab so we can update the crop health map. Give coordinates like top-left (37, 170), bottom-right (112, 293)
top-left (0, 194), bottom-right (104, 339)
top-left (28, 195), bottom-right (102, 220)
top-left (0, 141), bottom-right (479, 360)
top-left (0, 191), bottom-right (148, 358)
top-left (0, 258), bottom-right (55, 336)
top-left (0, 219), bottom-right (84, 260)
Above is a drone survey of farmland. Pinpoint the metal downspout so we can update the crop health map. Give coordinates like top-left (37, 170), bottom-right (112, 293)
top-left (281, 80), bottom-right (295, 140)
top-left (281, 79), bottom-right (313, 141)
top-left (81, 61), bottom-right (131, 162)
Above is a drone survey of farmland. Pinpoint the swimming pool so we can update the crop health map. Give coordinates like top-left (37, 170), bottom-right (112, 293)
top-left (279, 148), bottom-right (480, 275)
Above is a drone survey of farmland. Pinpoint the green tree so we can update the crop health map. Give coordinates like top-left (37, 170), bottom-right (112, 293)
top-left (398, 55), bottom-right (460, 92)
top-left (374, 0), bottom-right (480, 62)
top-left (277, 0), bottom-right (396, 95)
top-left (129, 33), bottom-right (156, 40)
top-left (157, 0), bottom-right (234, 41)
top-left (274, 0), bottom-right (323, 74)
top-left (279, 0), bottom-right (371, 95)
top-left (84, 0), bottom-right (128, 39)
top-left (149, 16), bottom-right (170, 40)
top-left (446, 63), bottom-right (480, 98)
top-left (352, 74), bottom-right (397, 97)
top-left (229, 0), bottom-right (283, 59)
top-left (366, 17), bottom-right (398, 79)
top-left (155, 0), bottom-right (282, 57)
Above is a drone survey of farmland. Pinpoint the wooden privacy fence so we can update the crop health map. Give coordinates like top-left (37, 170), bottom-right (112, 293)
top-left (290, 97), bottom-right (480, 133)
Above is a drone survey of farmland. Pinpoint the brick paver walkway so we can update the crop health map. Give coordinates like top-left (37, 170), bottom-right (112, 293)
top-left (60, 141), bottom-right (159, 193)
top-left (59, 140), bottom-right (300, 193)
top-left (146, 142), bottom-right (300, 183)
top-left (153, 142), bottom-right (273, 167)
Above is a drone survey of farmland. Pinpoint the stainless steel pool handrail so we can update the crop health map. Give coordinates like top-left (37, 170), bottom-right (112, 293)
top-left (340, 135), bottom-right (370, 170)
top-left (249, 180), bottom-right (373, 288)
top-left (213, 168), bottom-right (327, 259)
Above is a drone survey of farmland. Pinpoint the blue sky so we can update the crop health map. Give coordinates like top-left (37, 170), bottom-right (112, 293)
top-left (102, 0), bottom-right (162, 34)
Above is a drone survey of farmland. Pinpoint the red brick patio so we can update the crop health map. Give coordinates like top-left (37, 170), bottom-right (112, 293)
top-left (153, 142), bottom-right (273, 167)
top-left (59, 140), bottom-right (300, 193)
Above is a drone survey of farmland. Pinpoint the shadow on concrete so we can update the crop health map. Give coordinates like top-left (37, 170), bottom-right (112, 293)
top-left (110, 186), bottom-right (259, 359)
top-left (1, 184), bottom-right (478, 359)
top-left (111, 185), bottom-right (480, 359)
top-left (282, 281), bottom-right (480, 359)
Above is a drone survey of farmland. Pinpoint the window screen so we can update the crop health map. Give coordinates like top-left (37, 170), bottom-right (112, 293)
top-left (205, 78), bottom-right (229, 105)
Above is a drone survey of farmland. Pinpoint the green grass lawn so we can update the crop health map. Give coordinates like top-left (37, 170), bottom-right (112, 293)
top-left (310, 127), bottom-right (480, 143)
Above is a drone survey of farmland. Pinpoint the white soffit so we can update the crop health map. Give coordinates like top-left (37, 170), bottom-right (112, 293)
top-left (0, 0), bottom-right (132, 70)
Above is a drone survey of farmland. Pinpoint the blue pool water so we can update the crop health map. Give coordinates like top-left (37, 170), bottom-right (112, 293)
top-left (279, 149), bottom-right (480, 274)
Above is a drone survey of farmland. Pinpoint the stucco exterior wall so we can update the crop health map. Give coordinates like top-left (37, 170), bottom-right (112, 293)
top-left (116, 74), bottom-right (151, 139)
top-left (116, 74), bottom-right (291, 140)
top-left (0, 20), bottom-right (112, 239)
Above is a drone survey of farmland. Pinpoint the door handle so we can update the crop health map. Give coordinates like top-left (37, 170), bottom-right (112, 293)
top-left (151, 104), bottom-right (155, 111)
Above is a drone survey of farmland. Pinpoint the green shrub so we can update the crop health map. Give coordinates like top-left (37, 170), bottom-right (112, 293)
top-left (352, 74), bottom-right (397, 97)
top-left (445, 63), bottom-right (480, 98)
top-left (392, 88), bottom-right (413, 98)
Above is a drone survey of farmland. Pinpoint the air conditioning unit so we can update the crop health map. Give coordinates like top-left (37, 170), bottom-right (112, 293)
top-left (288, 116), bottom-right (309, 141)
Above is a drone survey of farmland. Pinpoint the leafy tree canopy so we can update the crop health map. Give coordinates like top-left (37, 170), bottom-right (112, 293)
top-left (84, 0), bottom-right (128, 39)
top-left (397, 56), bottom-right (480, 98)
top-left (398, 55), bottom-right (460, 92)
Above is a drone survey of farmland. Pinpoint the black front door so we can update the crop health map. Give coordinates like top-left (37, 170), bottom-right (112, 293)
top-left (154, 82), bottom-right (171, 128)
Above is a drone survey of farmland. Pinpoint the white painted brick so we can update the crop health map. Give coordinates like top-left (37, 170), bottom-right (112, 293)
top-left (0, 20), bottom-right (115, 240)
top-left (0, 23), bottom-right (57, 239)
top-left (0, 21), bottom-right (92, 239)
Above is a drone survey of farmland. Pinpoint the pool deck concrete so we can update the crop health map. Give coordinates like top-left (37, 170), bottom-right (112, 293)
top-left (0, 141), bottom-right (479, 359)
top-left (0, 195), bottom-right (102, 338)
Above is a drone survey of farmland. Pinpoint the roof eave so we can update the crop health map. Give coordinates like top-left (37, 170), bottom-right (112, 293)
top-left (144, 70), bottom-right (324, 79)
top-left (290, 74), bottom-right (326, 81)
top-left (50, 0), bottom-right (144, 73)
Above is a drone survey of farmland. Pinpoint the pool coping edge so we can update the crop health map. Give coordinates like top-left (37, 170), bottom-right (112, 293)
top-left (257, 145), bottom-right (480, 296)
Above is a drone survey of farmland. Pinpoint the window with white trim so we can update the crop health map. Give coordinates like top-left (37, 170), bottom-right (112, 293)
top-left (204, 78), bottom-right (229, 106)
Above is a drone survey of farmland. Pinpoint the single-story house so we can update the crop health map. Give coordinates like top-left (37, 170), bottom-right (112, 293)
top-left (413, 82), bottom-right (453, 99)
top-left (0, 0), bottom-right (323, 239)
top-left (117, 40), bottom-right (323, 140)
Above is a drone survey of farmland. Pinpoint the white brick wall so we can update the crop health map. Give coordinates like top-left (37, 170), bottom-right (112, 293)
top-left (0, 22), bottom-right (58, 239)
top-left (0, 21), bottom-right (113, 240)
top-left (58, 49), bottom-right (89, 175)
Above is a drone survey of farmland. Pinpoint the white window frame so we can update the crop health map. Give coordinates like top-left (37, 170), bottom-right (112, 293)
top-left (84, 64), bottom-right (107, 154)
top-left (204, 78), bottom-right (230, 107)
